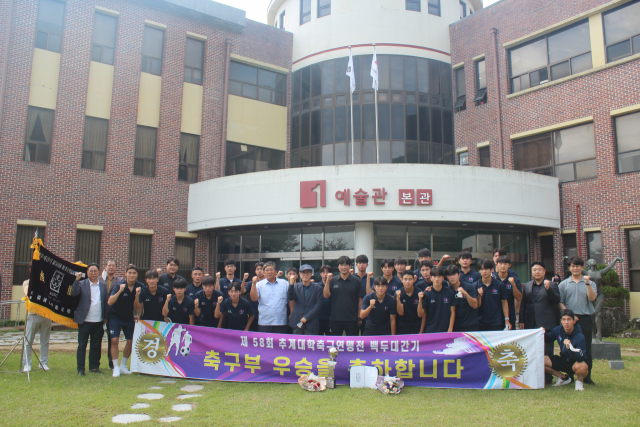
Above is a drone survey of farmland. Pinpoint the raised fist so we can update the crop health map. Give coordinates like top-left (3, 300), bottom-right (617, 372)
top-left (194, 298), bottom-right (199, 306)
top-left (166, 295), bottom-right (172, 302)
top-left (327, 273), bottom-right (333, 281)
top-left (426, 286), bottom-right (432, 292)
top-left (216, 272), bottom-right (221, 279)
top-left (119, 283), bottom-right (126, 292)
top-left (243, 272), bottom-right (249, 281)
top-left (367, 272), bottom-right (374, 279)
top-left (413, 275), bottom-right (418, 283)
top-left (441, 254), bottom-right (451, 262)
top-left (508, 277), bottom-right (515, 285)
top-left (217, 296), bottom-right (223, 303)
top-left (75, 272), bottom-right (83, 281)
top-left (277, 270), bottom-right (284, 277)
top-left (477, 287), bottom-right (484, 296)
top-left (136, 287), bottom-right (141, 295)
top-left (349, 268), bottom-right (354, 275)
top-left (252, 276), bottom-right (258, 284)
top-left (395, 289), bottom-right (401, 298)
top-left (584, 276), bottom-right (590, 284)
top-left (418, 292), bottom-right (424, 299)
top-left (544, 280), bottom-right (550, 290)
top-left (369, 299), bottom-right (376, 308)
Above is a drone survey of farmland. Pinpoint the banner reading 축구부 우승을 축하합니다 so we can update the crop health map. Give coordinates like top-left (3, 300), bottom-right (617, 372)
top-left (131, 321), bottom-right (545, 389)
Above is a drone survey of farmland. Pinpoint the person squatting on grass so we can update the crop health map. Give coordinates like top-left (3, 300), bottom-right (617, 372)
top-left (544, 309), bottom-right (589, 392)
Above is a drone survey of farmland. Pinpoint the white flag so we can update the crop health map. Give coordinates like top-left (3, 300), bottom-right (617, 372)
top-left (346, 51), bottom-right (356, 94)
top-left (370, 47), bottom-right (378, 91)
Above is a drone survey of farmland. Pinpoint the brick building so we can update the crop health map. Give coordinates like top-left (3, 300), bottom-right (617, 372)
top-left (450, 0), bottom-right (640, 316)
top-left (0, 0), bottom-right (292, 318)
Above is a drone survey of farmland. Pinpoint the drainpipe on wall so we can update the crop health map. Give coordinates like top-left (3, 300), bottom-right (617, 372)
top-left (490, 28), bottom-right (504, 169)
top-left (0, 0), bottom-right (15, 135)
top-left (219, 40), bottom-right (232, 177)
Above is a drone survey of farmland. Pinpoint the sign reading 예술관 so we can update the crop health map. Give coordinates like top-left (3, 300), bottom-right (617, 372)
top-left (131, 320), bottom-right (545, 389)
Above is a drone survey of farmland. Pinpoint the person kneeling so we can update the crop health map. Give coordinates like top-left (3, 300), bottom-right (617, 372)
top-left (544, 309), bottom-right (589, 391)
top-left (360, 277), bottom-right (397, 335)
top-left (216, 283), bottom-right (254, 331)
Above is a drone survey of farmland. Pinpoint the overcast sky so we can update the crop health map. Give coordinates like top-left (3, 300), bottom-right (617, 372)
top-left (215, 0), bottom-right (502, 24)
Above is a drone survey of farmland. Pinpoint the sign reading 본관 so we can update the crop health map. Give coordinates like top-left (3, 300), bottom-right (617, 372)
top-left (131, 321), bottom-right (545, 389)
top-left (187, 165), bottom-right (560, 231)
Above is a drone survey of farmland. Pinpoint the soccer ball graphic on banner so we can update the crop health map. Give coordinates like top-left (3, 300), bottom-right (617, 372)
top-left (180, 346), bottom-right (190, 357)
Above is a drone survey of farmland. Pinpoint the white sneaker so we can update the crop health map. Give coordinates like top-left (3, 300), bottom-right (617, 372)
top-left (22, 365), bottom-right (31, 373)
top-left (553, 376), bottom-right (572, 387)
top-left (41, 364), bottom-right (50, 371)
top-left (112, 366), bottom-right (120, 377)
top-left (119, 365), bottom-right (131, 375)
top-left (575, 380), bottom-right (584, 391)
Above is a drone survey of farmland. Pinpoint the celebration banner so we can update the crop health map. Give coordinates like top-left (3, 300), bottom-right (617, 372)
top-left (25, 240), bottom-right (86, 328)
top-left (131, 321), bottom-right (544, 389)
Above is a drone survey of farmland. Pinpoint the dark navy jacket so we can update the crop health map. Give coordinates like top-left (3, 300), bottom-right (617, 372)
top-left (545, 324), bottom-right (588, 363)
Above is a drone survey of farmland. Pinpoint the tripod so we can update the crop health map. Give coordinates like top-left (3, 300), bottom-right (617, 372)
top-left (0, 324), bottom-right (45, 381)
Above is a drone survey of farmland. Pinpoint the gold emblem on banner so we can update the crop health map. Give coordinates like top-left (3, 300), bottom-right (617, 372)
top-left (488, 343), bottom-right (528, 379)
top-left (136, 332), bottom-right (167, 365)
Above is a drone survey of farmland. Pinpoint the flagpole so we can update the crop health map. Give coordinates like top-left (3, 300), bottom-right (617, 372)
top-left (373, 44), bottom-right (379, 164)
top-left (349, 46), bottom-right (355, 165)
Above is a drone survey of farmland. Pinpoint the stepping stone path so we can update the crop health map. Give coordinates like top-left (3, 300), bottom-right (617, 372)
top-left (136, 393), bottom-right (164, 400)
top-left (159, 380), bottom-right (176, 384)
top-left (148, 386), bottom-right (162, 390)
top-left (179, 385), bottom-right (203, 392)
top-left (131, 403), bottom-right (150, 409)
top-left (177, 394), bottom-right (202, 400)
top-left (158, 417), bottom-right (181, 423)
top-left (172, 404), bottom-right (193, 412)
top-left (112, 414), bottom-right (151, 424)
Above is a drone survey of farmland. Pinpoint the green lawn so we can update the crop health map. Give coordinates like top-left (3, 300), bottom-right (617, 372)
top-left (1, 341), bottom-right (639, 426)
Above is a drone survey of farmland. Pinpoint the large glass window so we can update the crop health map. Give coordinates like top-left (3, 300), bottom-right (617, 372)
top-left (615, 111), bottom-right (640, 174)
top-left (406, 0), bottom-right (421, 12)
top-left (629, 229), bottom-right (640, 292)
top-left (229, 62), bottom-right (286, 106)
top-left (513, 123), bottom-right (596, 183)
top-left (454, 67), bottom-right (466, 111)
top-left (460, 1), bottom-right (467, 19)
top-left (82, 117), bottom-right (108, 171)
top-left (300, 0), bottom-right (311, 25)
top-left (279, 11), bottom-right (286, 30)
top-left (225, 141), bottom-right (284, 176)
top-left (509, 20), bottom-right (591, 93)
top-left (179, 133), bottom-right (200, 182)
top-left (13, 225), bottom-right (46, 285)
top-left (291, 55), bottom-right (454, 167)
top-left (479, 145), bottom-right (490, 167)
top-left (428, 0), bottom-right (440, 16)
top-left (474, 59), bottom-right (487, 105)
top-left (184, 38), bottom-right (204, 85)
top-left (129, 234), bottom-right (151, 279)
top-left (175, 237), bottom-right (195, 282)
top-left (141, 26), bottom-right (164, 75)
top-left (75, 230), bottom-right (101, 265)
top-left (92, 12), bottom-right (117, 65)
top-left (603, 0), bottom-right (640, 63)
top-left (586, 231), bottom-right (603, 266)
top-left (134, 126), bottom-right (157, 177)
top-left (35, 0), bottom-right (65, 53)
top-left (24, 106), bottom-right (54, 164)
top-left (318, 0), bottom-right (331, 18)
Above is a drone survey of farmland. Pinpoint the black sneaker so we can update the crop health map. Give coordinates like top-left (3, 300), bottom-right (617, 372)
top-left (90, 369), bottom-right (104, 374)
top-left (78, 370), bottom-right (86, 376)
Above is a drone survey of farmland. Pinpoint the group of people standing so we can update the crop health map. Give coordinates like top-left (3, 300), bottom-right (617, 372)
top-left (21, 247), bottom-right (596, 391)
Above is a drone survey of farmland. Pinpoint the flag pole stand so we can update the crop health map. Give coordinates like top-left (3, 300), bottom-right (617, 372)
top-left (0, 323), bottom-right (45, 381)
top-left (349, 46), bottom-right (355, 165)
top-left (373, 44), bottom-right (379, 164)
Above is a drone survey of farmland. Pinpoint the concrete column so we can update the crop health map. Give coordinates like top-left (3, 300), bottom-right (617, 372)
top-left (354, 222), bottom-right (374, 273)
